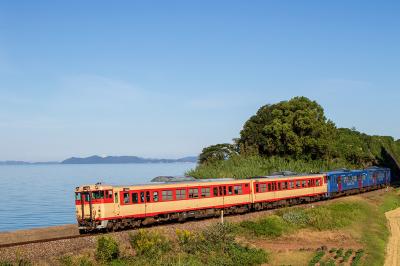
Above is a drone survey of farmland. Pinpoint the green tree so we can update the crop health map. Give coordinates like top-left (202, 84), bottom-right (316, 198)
top-left (239, 96), bottom-right (336, 160)
top-left (199, 143), bottom-right (238, 164)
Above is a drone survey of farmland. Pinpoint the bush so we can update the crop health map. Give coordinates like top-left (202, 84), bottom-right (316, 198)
top-left (239, 215), bottom-right (288, 237)
top-left (130, 230), bottom-right (172, 258)
top-left (309, 250), bottom-right (325, 265)
top-left (350, 249), bottom-right (364, 266)
top-left (95, 236), bottom-right (120, 262)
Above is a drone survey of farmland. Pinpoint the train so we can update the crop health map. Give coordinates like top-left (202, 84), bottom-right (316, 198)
top-left (75, 166), bottom-right (391, 233)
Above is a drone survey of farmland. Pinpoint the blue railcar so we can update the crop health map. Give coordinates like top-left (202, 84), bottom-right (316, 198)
top-left (366, 166), bottom-right (391, 187)
top-left (326, 169), bottom-right (368, 195)
top-left (327, 167), bottom-right (391, 196)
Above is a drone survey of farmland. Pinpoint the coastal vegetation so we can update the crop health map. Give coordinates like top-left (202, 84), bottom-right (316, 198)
top-left (188, 96), bottom-right (400, 178)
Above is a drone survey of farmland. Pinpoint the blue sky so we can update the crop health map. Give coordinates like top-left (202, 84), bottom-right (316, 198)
top-left (0, 1), bottom-right (399, 161)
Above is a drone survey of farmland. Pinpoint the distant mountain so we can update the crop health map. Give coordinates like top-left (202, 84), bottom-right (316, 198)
top-left (61, 155), bottom-right (198, 164)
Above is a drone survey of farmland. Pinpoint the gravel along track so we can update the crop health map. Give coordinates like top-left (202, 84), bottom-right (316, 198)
top-left (385, 207), bottom-right (400, 266)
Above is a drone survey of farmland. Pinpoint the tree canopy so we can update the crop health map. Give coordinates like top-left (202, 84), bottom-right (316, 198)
top-left (239, 96), bottom-right (336, 160)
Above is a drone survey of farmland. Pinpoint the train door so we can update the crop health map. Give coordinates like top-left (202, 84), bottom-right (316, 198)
top-left (218, 186), bottom-right (226, 207)
top-left (357, 175), bottom-right (362, 189)
top-left (337, 176), bottom-right (342, 192)
top-left (81, 192), bottom-right (93, 220)
top-left (143, 191), bottom-right (151, 216)
top-left (114, 192), bottom-right (120, 216)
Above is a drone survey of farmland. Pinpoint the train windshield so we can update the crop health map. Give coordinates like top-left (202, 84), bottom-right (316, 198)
top-left (75, 192), bottom-right (81, 200)
top-left (92, 191), bottom-right (105, 199)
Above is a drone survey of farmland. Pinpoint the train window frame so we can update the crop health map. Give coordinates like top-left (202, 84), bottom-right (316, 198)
top-left (316, 179), bottom-right (321, 186)
top-left (123, 192), bottom-right (130, 204)
top-left (189, 188), bottom-right (199, 198)
top-left (277, 182), bottom-right (281, 190)
top-left (290, 181), bottom-right (294, 189)
top-left (228, 186), bottom-right (233, 195)
top-left (92, 190), bottom-right (104, 199)
top-left (153, 191), bottom-right (159, 202)
top-left (176, 189), bottom-right (186, 200)
top-left (114, 192), bottom-right (118, 203)
top-left (140, 192), bottom-right (145, 203)
top-left (132, 192), bottom-right (138, 203)
top-left (146, 191), bottom-right (151, 202)
top-left (260, 183), bottom-right (267, 192)
top-left (213, 187), bottom-right (218, 197)
top-left (255, 183), bottom-right (259, 193)
top-left (281, 182), bottom-right (287, 190)
top-left (75, 192), bottom-right (81, 201)
top-left (162, 190), bottom-right (173, 201)
top-left (296, 181), bottom-right (300, 188)
top-left (234, 185), bottom-right (242, 195)
top-left (201, 187), bottom-right (210, 197)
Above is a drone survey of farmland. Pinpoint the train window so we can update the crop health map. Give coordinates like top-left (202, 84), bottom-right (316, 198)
top-left (277, 182), bottom-right (281, 190)
top-left (114, 193), bottom-right (118, 203)
top-left (316, 179), bottom-right (321, 186)
top-left (75, 192), bottom-right (81, 201)
top-left (234, 185), bottom-right (242, 195)
top-left (189, 188), bottom-right (199, 198)
top-left (123, 193), bottom-right (130, 204)
top-left (92, 191), bottom-right (104, 199)
top-left (228, 186), bottom-right (233, 195)
top-left (213, 187), bottom-right (218, 197)
top-left (146, 191), bottom-right (150, 202)
top-left (307, 180), bottom-right (311, 187)
top-left (223, 186), bottom-right (227, 195)
top-left (219, 186), bottom-right (223, 196)
top-left (176, 189), bottom-right (186, 200)
top-left (162, 190), bottom-right (173, 201)
top-left (290, 181), bottom-right (294, 189)
top-left (153, 191), bottom-right (159, 202)
top-left (140, 192), bottom-right (145, 202)
top-left (260, 183), bottom-right (267, 192)
top-left (255, 184), bottom-right (259, 193)
top-left (281, 182), bottom-right (287, 190)
top-left (267, 183), bottom-right (271, 191)
top-left (107, 190), bottom-right (113, 199)
top-left (132, 193), bottom-right (138, 203)
top-left (296, 181), bottom-right (300, 188)
top-left (201, 187), bottom-right (210, 197)
top-left (302, 181), bottom-right (306, 187)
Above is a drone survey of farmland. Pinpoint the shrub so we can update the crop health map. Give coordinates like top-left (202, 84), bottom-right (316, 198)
top-left (309, 250), bottom-right (325, 266)
top-left (77, 256), bottom-right (93, 266)
top-left (95, 236), bottom-right (120, 262)
top-left (350, 249), bottom-right (364, 266)
top-left (239, 215), bottom-right (287, 237)
top-left (130, 229), bottom-right (172, 258)
top-left (58, 255), bottom-right (74, 266)
top-left (343, 249), bottom-right (353, 262)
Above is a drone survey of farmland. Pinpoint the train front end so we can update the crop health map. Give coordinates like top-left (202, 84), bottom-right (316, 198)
top-left (75, 184), bottom-right (114, 233)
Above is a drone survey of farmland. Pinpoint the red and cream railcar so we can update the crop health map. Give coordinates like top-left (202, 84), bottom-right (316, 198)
top-left (75, 174), bottom-right (329, 233)
top-left (252, 173), bottom-right (327, 210)
top-left (75, 178), bottom-right (253, 233)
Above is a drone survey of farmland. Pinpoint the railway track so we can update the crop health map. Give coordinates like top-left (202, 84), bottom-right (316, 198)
top-left (0, 234), bottom-right (91, 249)
top-left (0, 187), bottom-right (389, 250)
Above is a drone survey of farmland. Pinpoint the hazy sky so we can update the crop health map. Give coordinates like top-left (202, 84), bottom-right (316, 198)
top-left (0, 1), bottom-right (399, 161)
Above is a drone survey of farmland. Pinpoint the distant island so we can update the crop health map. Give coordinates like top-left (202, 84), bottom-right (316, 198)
top-left (0, 155), bottom-right (198, 165)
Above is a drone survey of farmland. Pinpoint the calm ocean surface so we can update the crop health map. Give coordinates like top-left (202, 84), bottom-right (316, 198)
top-left (0, 163), bottom-right (196, 232)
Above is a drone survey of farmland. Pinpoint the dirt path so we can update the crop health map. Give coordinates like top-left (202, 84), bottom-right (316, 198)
top-left (385, 208), bottom-right (400, 266)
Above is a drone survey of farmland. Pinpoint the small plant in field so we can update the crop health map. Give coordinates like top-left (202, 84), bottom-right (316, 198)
top-left (130, 229), bottom-right (172, 258)
top-left (350, 249), bottom-right (364, 266)
top-left (58, 255), bottom-right (74, 266)
top-left (343, 249), bottom-right (353, 262)
top-left (239, 215), bottom-right (287, 237)
top-left (329, 247), bottom-right (337, 253)
top-left (308, 250), bottom-right (325, 265)
top-left (334, 247), bottom-right (344, 259)
top-left (77, 256), bottom-right (93, 266)
top-left (95, 236), bottom-right (120, 262)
